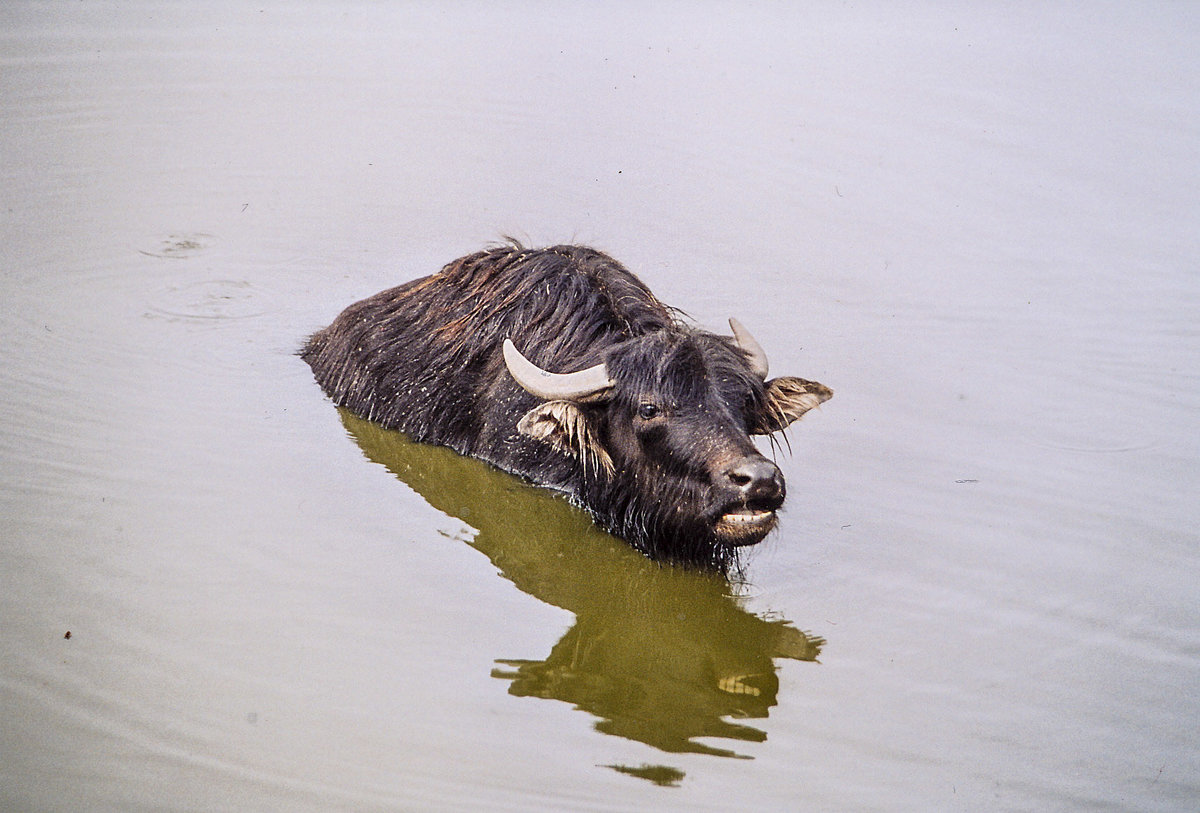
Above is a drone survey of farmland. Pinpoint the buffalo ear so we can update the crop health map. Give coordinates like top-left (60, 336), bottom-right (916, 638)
top-left (517, 400), bottom-right (614, 474)
top-left (752, 376), bottom-right (833, 435)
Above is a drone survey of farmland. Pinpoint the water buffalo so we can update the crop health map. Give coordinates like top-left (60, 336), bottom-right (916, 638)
top-left (302, 243), bottom-right (831, 568)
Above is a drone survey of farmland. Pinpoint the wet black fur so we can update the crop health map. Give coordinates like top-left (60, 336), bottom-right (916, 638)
top-left (303, 244), bottom-right (793, 569)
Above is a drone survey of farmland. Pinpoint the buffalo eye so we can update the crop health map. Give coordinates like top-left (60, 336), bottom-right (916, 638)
top-left (636, 402), bottom-right (660, 420)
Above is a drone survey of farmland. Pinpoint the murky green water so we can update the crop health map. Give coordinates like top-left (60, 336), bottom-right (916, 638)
top-left (2, 3), bottom-right (1198, 811)
top-left (345, 412), bottom-right (823, 762)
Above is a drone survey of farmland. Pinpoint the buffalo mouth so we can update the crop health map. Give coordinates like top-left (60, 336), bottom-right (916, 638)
top-left (713, 503), bottom-right (779, 546)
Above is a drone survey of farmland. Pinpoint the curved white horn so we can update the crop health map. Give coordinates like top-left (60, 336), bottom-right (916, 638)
top-left (502, 339), bottom-right (614, 401)
top-left (728, 318), bottom-right (769, 380)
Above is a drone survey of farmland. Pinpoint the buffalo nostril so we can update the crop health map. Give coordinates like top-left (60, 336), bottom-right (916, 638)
top-left (728, 470), bottom-right (753, 487)
top-left (724, 457), bottom-right (783, 500)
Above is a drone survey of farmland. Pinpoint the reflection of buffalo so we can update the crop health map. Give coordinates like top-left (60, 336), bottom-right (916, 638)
top-left (305, 244), bottom-right (831, 568)
top-left (343, 410), bottom-right (824, 759)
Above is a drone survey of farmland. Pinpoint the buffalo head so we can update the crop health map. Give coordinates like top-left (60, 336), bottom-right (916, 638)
top-left (503, 319), bottom-right (831, 562)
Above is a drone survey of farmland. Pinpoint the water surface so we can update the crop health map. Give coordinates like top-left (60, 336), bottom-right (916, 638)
top-left (2, 3), bottom-right (1198, 811)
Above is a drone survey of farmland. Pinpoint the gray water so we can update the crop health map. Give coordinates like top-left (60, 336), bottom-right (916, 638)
top-left (2, 3), bottom-right (1198, 811)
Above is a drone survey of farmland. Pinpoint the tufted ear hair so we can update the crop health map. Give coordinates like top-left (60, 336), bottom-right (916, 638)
top-left (517, 400), bottom-right (614, 475)
top-left (752, 377), bottom-right (833, 435)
